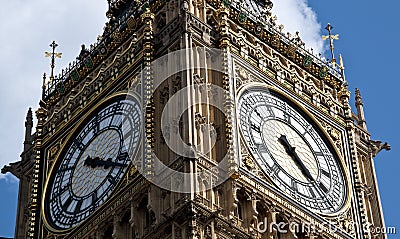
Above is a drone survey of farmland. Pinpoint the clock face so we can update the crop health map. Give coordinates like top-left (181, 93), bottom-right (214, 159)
top-left (238, 88), bottom-right (347, 214)
top-left (44, 96), bottom-right (141, 230)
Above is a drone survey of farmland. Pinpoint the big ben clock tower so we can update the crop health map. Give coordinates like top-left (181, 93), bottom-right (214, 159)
top-left (2, 0), bottom-right (390, 239)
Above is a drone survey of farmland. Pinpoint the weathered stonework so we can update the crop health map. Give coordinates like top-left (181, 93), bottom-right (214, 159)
top-left (2, 0), bottom-right (388, 239)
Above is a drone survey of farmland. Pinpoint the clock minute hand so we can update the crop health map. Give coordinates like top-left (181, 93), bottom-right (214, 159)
top-left (278, 135), bottom-right (314, 181)
top-left (84, 156), bottom-right (128, 169)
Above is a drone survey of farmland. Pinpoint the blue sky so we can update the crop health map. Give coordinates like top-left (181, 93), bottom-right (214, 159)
top-left (0, 0), bottom-right (398, 238)
top-left (308, 0), bottom-right (400, 237)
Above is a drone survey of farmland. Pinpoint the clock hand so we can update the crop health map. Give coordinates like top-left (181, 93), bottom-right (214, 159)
top-left (278, 135), bottom-right (315, 181)
top-left (84, 156), bottom-right (98, 168)
top-left (102, 158), bottom-right (128, 169)
top-left (84, 156), bottom-right (128, 169)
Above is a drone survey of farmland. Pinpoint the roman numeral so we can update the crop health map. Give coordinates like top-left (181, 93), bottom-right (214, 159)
top-left (58, 165), bottom-right (74, 173)
top-left (302, 125), bottom-right (313, 136)
top-left (284, 113), bottom-right (291, 123)
top-left (319, 182), bottom-right (329, 194)
top-left (92, 190), bottom-right (98, 205)
top-left (118, 114), bottom-right (131, 130)
top-left (107, 175), bottom-right (116, 185)
top-left (291, 181), bottom-right (298, 192)
top-left (271, 164), bottom-right (280, 175)
top-left (315, 152), bottom-right (324, 157)
top-left (109, 114), bottom-right (115, 127)
top-left (61, 183), bottom-right (70, 192)
top-left (321, 169), bottom-right (330, 178)
top-left (254, 108), bottom-right (262, 119)
top-left (53, 183), bottom-right (70, 199)
top-left (74, 200), bottom-right (83, 214)
top-left (123, 128), bottom-right (134, 140)
top-left (92, 115), bottom-right (100, 135)
top-left (309, 187), bottom-right (316, 198)
top-left (264, 105), bottom-right (275, 118)
top-left (256, 143), bottom-right (268, 154)
top-left (116, 152), bottom-right (129, 161)
top-left (73, 139), bottom-right (85, 151)
top-left (62, 197), bottom-right (73, 211)
top-left (251, 123), bottom-right (261, 133)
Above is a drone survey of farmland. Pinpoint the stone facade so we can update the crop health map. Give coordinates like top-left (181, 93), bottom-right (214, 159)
top-left (2, 0), bottom-right (389, 239)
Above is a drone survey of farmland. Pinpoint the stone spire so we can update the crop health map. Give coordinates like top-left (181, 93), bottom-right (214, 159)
top-left (355, 88), bottom-right (367, 130)
top-left (23, 108), bottom-right (34, 152)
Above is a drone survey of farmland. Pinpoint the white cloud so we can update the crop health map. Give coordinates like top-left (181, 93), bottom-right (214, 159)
top-left (0, 1), bottom-right (108, 179)
top-left (273, 0), bottom-right (325, 54)
top-left (0, 173), bottom-right (19, 183)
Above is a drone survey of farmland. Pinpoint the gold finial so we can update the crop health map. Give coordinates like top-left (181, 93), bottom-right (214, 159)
top-left (339, 54), bottom-right (344, 69)
top-left (42, 73), bottom-right (47, 99)
top-left (264, 0), bottom-right (273, 12)
top-left (42, 73), bottom-right (47, 88)
top-left (45, 41), bottom-right (62, 80)
top-left (339, 54), bottom-right (346, 80)
top-left (322, 23), bottom-right (339, 64)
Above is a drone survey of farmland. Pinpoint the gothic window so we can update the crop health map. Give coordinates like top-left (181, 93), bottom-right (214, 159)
top-left (198, 179), bottom-right (212, 207)
top-left (237, 201), bottom-right (243, 220)
top-left (138, 196), bottom-right (151, 230)
top-left (274, 215), bottom-right (306, 239)
top-left (161, 190), bottom-right (171, 213)
top-left (120, 211), bottom-right (132, 239)
top-left (201, 180), bottom-right (207, 199)
top-left (213, 188), bottom-right (219, 209)
top-left (102, 225), bottom-right (113, 239)
top-left (216, 187), bottom-right (224, 210)
top-left (256, 202), bottom-right (268, 238)
top-left (236, 190), bottom-right (248, 223)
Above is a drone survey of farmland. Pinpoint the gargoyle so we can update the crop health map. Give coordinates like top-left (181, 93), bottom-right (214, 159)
top-left (369, 140), bottom-right (391, 157)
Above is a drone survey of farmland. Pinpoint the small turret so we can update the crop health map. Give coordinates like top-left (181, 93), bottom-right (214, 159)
top-left (355, 88), bottom-right (367, 130)
top-left (23, 108), bottom-right (33, 152)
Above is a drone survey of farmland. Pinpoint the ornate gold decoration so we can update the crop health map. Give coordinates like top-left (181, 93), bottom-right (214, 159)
top-left (234, 64), bottom-right (265, 89)
top-left (338, 84), bottom-right (351, 103)
top-left (271, 34), bottom-right (280, 47)
top-left (243, 155), bottom-right (254, 168)
top-left (322, 23), bottom-right (339, 64)
top-left (129, 165), bottom-right (137, 178)
top-left (319, 66), bottom-right (328, 78)
top-left (334, 209), bottom-right (356, 236)
top-left (303, 55), bottom-right (313, 68)
top-left (44, 41), bottom-right (62, 82)
top-left (327, 126), bottom-right (340, 141)
top-left (112, 29), bottom-right (122, 44)
top-left (286, 44), bottom-right (297, 59)
top-left (44, 233), bottom-right (58, 239)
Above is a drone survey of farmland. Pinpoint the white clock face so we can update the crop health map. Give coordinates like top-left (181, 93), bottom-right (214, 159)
top-left (44, 96), bottom-right (141, 230)
top-left (238, 88), bottom-right (347, 214)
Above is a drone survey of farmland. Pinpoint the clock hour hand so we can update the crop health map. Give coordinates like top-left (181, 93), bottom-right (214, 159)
top-left (84, 156), bottom-right (128, 169)
top-left (278, 135), bottom-right (315, 181)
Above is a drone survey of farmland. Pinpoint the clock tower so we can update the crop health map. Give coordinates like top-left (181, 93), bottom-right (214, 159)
top-left (2, 0), bottom-right (390, 239)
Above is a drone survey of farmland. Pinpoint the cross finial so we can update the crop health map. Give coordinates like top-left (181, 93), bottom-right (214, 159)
top-left (322, 23), bottom-right (339, 64)
top-left (45, 41), bottom-right (62, 80)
